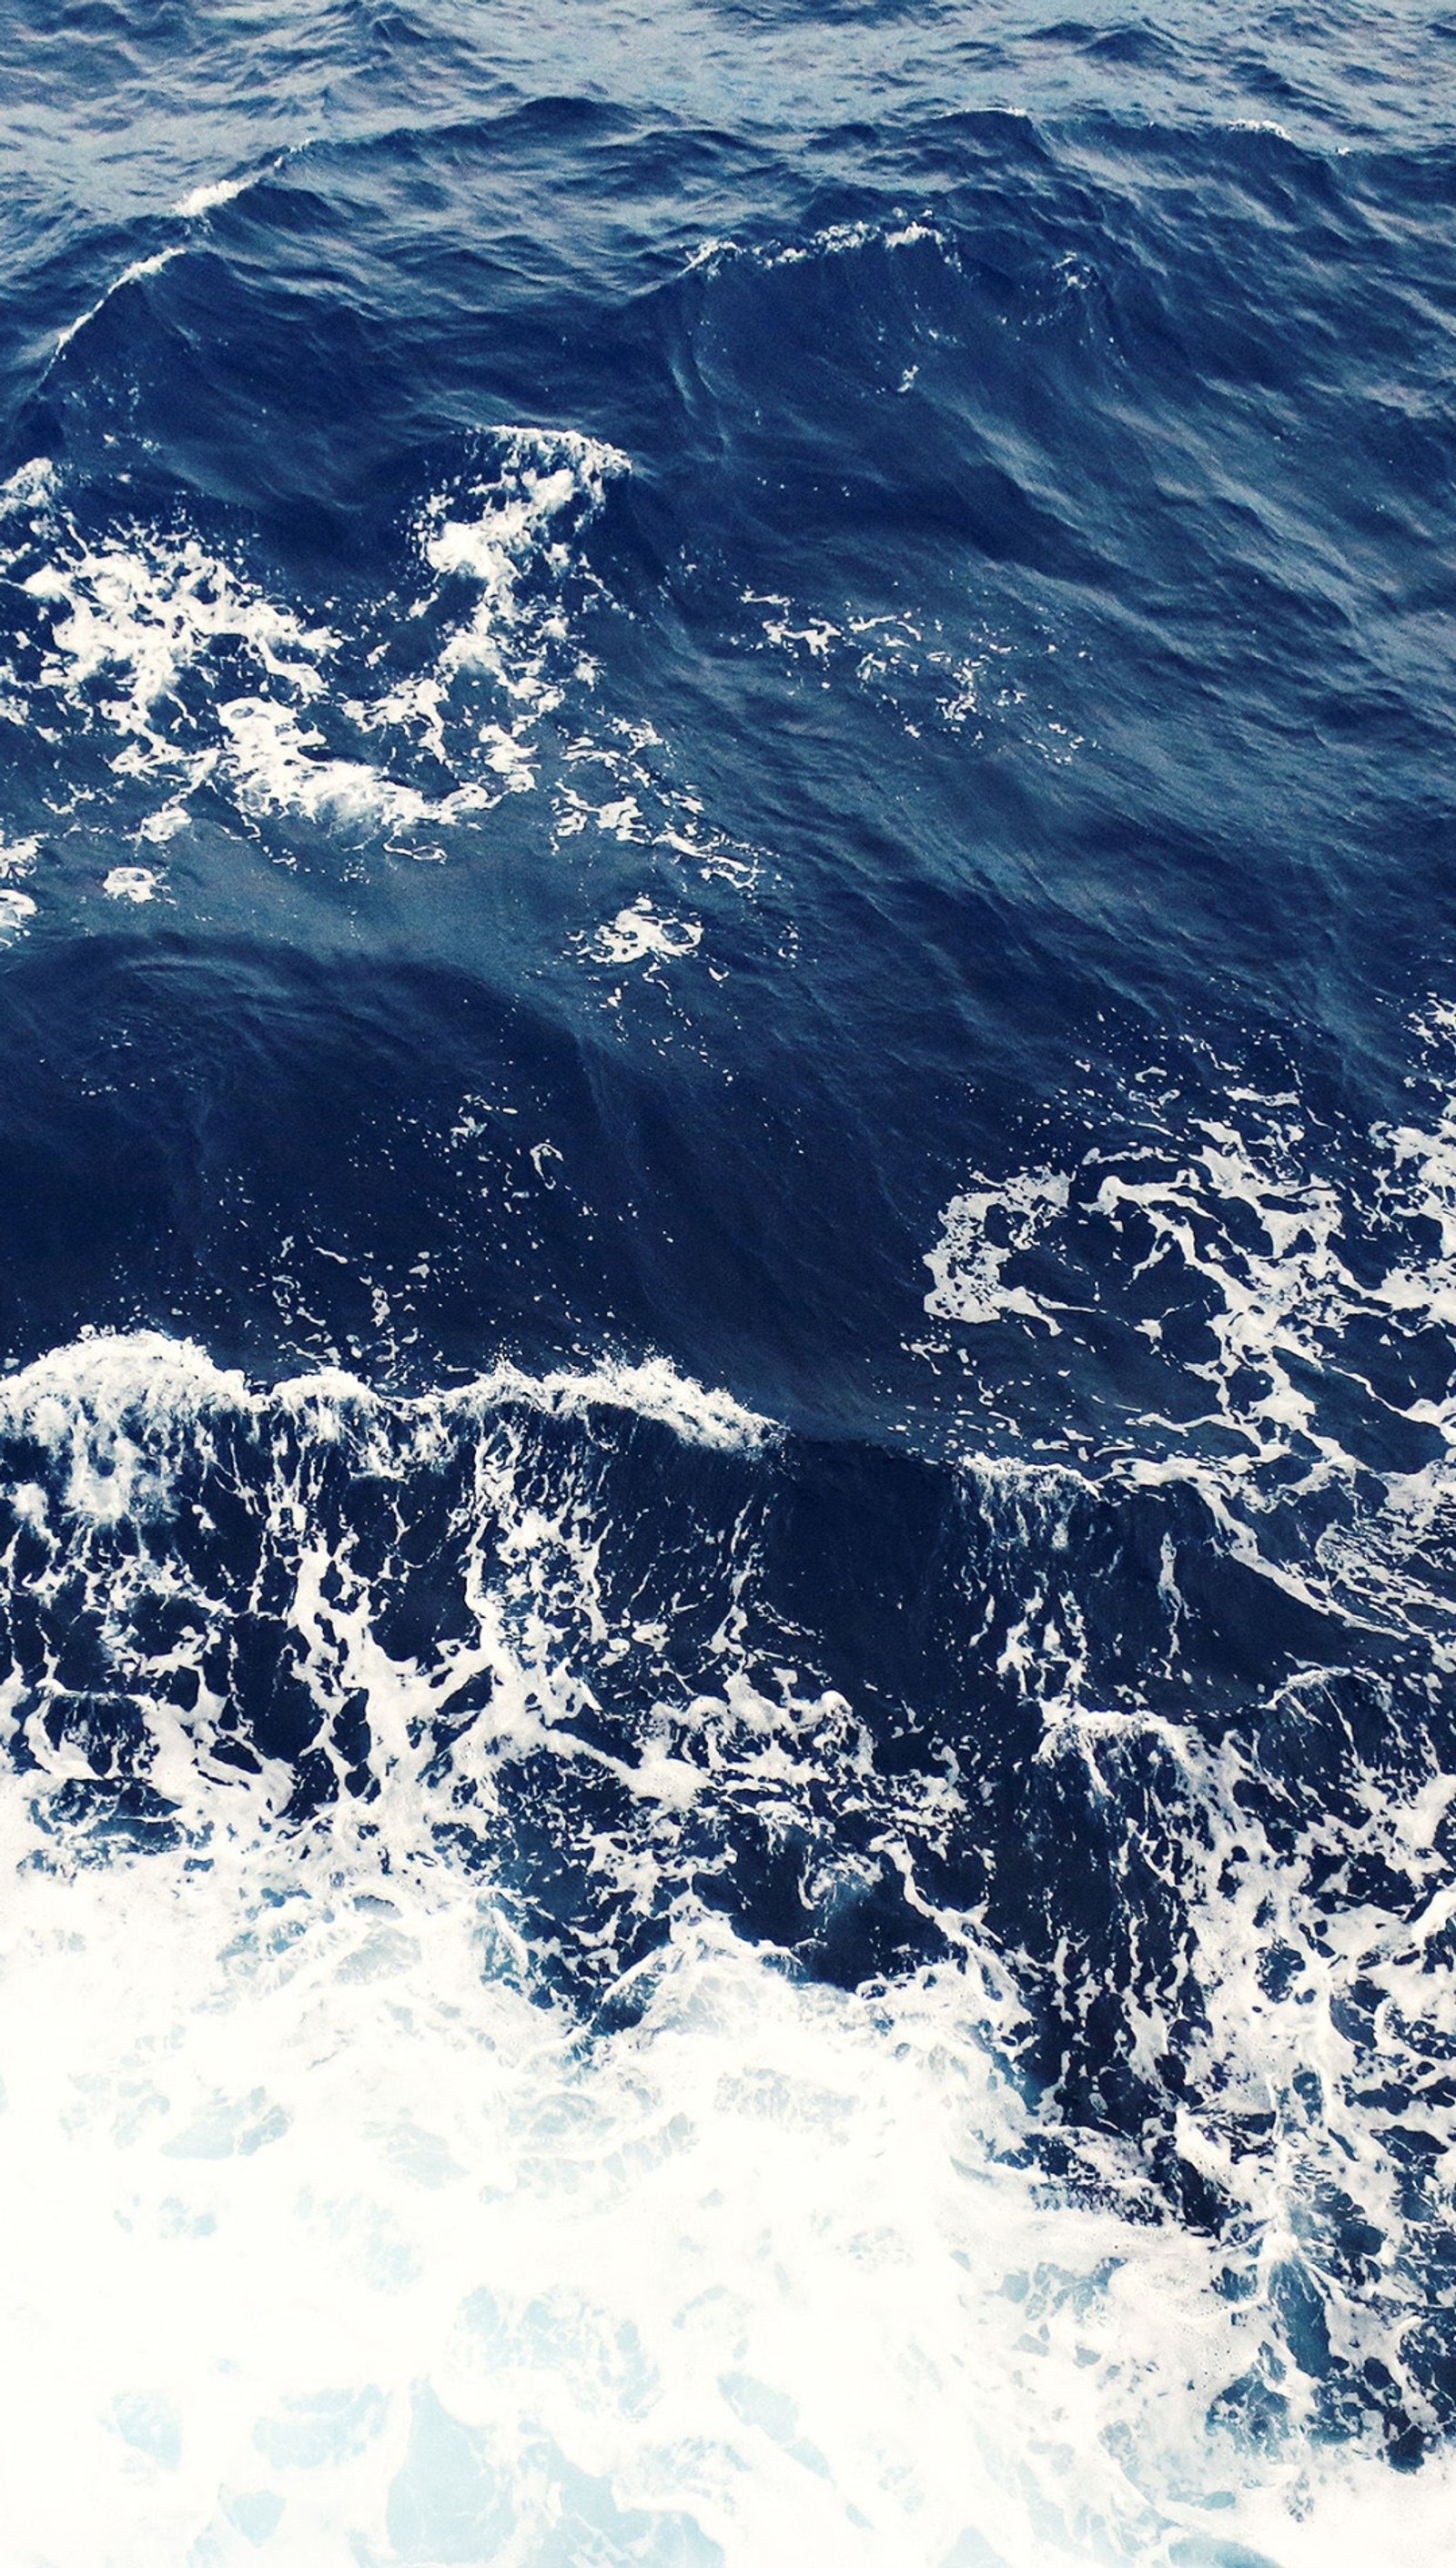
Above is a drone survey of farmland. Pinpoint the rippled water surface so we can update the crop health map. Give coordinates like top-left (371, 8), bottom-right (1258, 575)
top-left (1, 5), bottom-right (1454, 2562)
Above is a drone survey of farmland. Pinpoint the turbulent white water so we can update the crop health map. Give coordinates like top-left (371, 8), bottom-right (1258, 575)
top-left (1, 1807), bottom-right (1451, 2568)
top-left (0, 1311), bottom-right (1450, 2564)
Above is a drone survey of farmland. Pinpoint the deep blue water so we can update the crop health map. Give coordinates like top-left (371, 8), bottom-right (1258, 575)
top-left (1, 5), bottom-right (1455, 2561)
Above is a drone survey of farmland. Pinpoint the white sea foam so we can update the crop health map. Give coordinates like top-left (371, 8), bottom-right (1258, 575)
top-left (0, 1607), bottom-right (1445, 2563)
top-left (15, 1825), bottom-right (1456, 2568)
top-left (480, 1350), bottom-right (770, 1451)
top-left (102, 864), bottom-right (158, 902)
top-left (922, 1006), bottom-right (1456, 1616)
top-left (923, 1168), bottom-right (1070, 1330)
top-left (0, 440), bottom-right (763, 940)
top-left (0, 1328), bottom-right (1450, 2558)
top-left (173, 167), bottom-right (273, 218)
top-left (587, 898), bottom-right (703, 965)
top-left (2, 1834), bottom-right (1394, 2568)
top-left (217, 698), bottom-right (449, 832)
top-left (0, 1329), bottom-right (773, 1470)
top-left (912, 1010), bottom-right (1456, 2504)
top-left (0, 456), bottom-right (57, 517)
top-left (19, 530), bottom-right (335, 738)
top-left (421, 430), bottom-right (629, 702)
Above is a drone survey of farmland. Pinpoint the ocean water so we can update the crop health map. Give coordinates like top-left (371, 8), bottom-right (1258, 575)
top-left (0, 4), bottom-right (1454, 2561)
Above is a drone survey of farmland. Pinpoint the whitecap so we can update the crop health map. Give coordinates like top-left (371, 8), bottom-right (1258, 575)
top-left (102, 865), bottom-right (158, 903)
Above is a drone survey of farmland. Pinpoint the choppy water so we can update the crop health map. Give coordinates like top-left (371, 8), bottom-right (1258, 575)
top-left (1, 5), bottom-right (1454, 2562)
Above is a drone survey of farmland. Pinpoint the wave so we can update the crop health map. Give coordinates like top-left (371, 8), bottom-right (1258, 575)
top-left (1, 1278), bottom-right (1454, 2513)
top-left (0, 1327), bottom-right (1452, 2562)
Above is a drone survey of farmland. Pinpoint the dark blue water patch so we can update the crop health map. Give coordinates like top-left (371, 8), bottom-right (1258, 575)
top-left (0, 930), bottom-right (972, 1403)
top-left (6, 105), bottom-right (1452, 1067)
top-left (0, 900), bottom-right (1449, 1487)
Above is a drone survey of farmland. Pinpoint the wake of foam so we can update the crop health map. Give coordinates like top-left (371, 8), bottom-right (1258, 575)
top-left (3, 986), bottom-right (1456, 2521)
top-left (0, 1323), bottom-right (1454, 2548)
top-left (3, 1820), bottom-right (1453, 2568)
